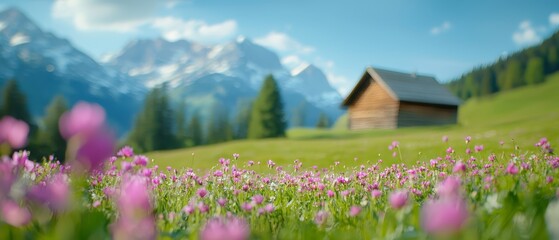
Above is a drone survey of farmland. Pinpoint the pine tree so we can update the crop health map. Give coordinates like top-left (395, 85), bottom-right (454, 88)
top-left (127, 87), bottom-right (177, 152)
top-left (188, 113), bottom-right (203, 146)
top-left (1, 80), bottom-right (35, 133)
top-left (248, 75), bottom-right (286, 139)
top-left (291, 101), bottom-right (306, 127)
top-left (233, 100), bottom-right (252, 139)
top-left (175, 101), bottom-right (187, 148)
top-left (207, 103), bottom-right (232, 144)
top-left (39, 95), bottom-right (68, 161)
top-left (525, 57), bottom-right (545, 85)
top-left (503, 60), bottom-right (524, 90)
top-left (315, 113), bottom-right (330, 128)
top-left (547, 46), bottom-right (558, 73)
top-left (480, 68), bottom-right (494, 96)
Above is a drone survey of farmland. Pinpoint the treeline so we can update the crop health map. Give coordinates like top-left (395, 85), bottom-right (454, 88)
top-left (448, 30), bottom-right (559, 100)
top-left (0, 80), bottom-right (68, 161)
top-left (126, 74), bottom-right (288, 153)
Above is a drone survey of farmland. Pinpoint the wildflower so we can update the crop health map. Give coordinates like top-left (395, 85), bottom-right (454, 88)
top-left (197, 188), bottom-right (208, 198)
top-left (421, 197), bottom-right (469, 235)
top-left (474, 145), bottom-right (484, 153)
top-left (133, 155), bottom-right (149, 167)
top-left (442, 135), bottom-right (449, 143)
top-left (198, 202), bottom-right (209, 213)
top-left (389, 190), bottom-right (408, 209)
top-left (436, 176), bottom-right (461, 198)
top-left (465, 136), bottom-right (471, 144)
top-left (371, 190), bottom-right (382, 198)
top-left (0, 116), bottom-right (29, 149)
top-left (182, 204), bottom-right (195, 215)
top-left (200, 216), bottom-right (249, 240)
top-left (327, 190), bottom-right (335, 198)
top-left (314, 210), bottom-right (328, 226)
top-left (264, 203), bottom-right (274, 213)
top-left (446, 147), bottom-right (454, 154)
top-left (75, 130), bottom-right (115, 173)
top-left (506, 163), bottom-right (519, 175)
top-left (214, 170), bottom-right (224, 177)
top-left (59, 102), bottom-right (105, 139)
top-left (453, 162), bottom-right (466, 173)
top-left (349, 206), bottom-right (361, 217)
top-left (252, 195), bottom-right (264, 205)
top-left (26, 173), bottom-right (69, 212)
top-left (242, 202), bottom-right (253, 212)
top-left (1, 200), bottom-right (31, 227)
top-left (217, 198), bottom-right (227, 207)
top-left (112, 176), bottom-right (156, 240)
top-left (117, 146), bottom-right (134, 158)
top-left (233, 153), bottom-right (240, 160)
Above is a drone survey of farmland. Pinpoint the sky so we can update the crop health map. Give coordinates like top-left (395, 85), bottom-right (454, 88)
top-left (2, 0), bottom-right (559, 95)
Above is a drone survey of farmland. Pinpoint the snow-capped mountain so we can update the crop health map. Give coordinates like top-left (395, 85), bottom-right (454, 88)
top-left (0, 8), bottom-right (143, 134)
top-left (106, 36), bottom-right (344, 126)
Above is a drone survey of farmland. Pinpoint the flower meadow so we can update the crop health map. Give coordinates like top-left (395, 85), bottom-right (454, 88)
top-left (1, 102), bottom-right (559, 240)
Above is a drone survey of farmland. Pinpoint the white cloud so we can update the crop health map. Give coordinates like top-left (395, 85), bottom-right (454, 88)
top-left (550, 13), bottom-right (559, 26)
top-left (255, 32), bottom-right (314, 54)
top-left (281, 55), bottom-right (305, 70)
top-left (152, 17), bottom-right (237, 42)
top-left (512, 20), bottom-right (540, 45)
top-left (430, 21), bottom-right (452, 35)
top-left (326, 71), bottom-right (353, 96)
top-left (52, 0), bottom-right (157, 32)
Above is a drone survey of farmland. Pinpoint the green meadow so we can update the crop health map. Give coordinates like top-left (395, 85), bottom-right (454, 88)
top-left (146, 73), bottom-right (559, 172)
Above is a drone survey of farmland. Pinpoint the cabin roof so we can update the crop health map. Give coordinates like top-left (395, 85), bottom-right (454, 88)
top-left (342, 67), bottom-right (462, 107)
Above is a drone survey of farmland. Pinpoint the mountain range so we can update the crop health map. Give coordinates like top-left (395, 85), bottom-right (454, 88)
top-left (0, 8), bottom-right (344, 136)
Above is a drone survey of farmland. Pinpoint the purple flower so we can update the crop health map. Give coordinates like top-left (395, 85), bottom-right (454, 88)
top-left (421, 197), bottom-right (469, 235)
top-left (242, 202), bottom-right (253, 212)
top-left (59, 102), bottom-right (105, 139)
top-left (182, 204), bottom-right (195, 215)
top-left (453, 162), bottom-right (466, 173)
top-left (465, 136), bottom-right (471, 144)
top-left (389, 190), bottom-right (408, 209)
top-left (133, 155), bottom-right (149, 167)
top-left (252, 194), bottom-right (264, 205)
top-left (197, 188), bottom-right (208, 198)
top-left (75, 130), bottom-right (115, 173)
top-left (371, 190), bottom-right (382, 198)
top-left (213, 170), bottom-right (223, 177)
top-left (198, 202), bottom-right (209, 213)
top-left (314, 210), bottom-right (328, 226)
top-left (442, 135), bottom-right (449, 143)
top-left (436, 176), bottom-right (461, 198)
top-left (233, 153), bottom-right (240, 160)
top-left (0, 116), bottom-right (29, 149)
top-left (112, 176), bottom-right (156, 240)
top-left (1, 200), bottom-right (31, 227)
top-left (474, 145), bottom-right (484, 153)
top-left (264, 203), bottom-right (274, 213)
top-left (117, 146), bottom-right (134, 158)
top-left (117, 177), bottom-right (152, 217)
top-left (327, 190), bottom-right (335, 198)
top-left (217, 198), bottom-right (227, 207)
top-left (26, 174), bottom-right (69, 212)
top-left (349, 206), bottom-right (361, 217)
top-left (200, 216), bottom-right (250, 240)
top-left (506, 163), bottom-right (519, 175)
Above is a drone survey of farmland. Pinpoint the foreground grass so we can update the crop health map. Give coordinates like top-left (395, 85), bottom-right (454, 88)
top-left (147, 73), bottom-right (559, 171)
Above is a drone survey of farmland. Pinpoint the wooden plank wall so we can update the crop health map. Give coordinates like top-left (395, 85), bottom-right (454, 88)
top-left (348, 77), bottom-right (399, 130)
top-left (397, 102), bottom-right (458, 127)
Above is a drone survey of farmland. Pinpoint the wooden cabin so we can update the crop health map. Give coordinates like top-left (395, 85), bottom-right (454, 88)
top-left (342, 67), bottom-right (461, 130)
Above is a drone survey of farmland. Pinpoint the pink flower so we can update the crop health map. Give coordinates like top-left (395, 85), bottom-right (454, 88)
top-left (465, 136), bottom-right (471, 144)
top-left (1, 200), bottom-right (31, 227)
top-left (198, 202), bottom-right (209, 213)
top-left (264, 203), bottom-right (274, 213)
top-left (197, 188), bottom-right (208, 198)
top-left (446, 147), bottom-right (454, 154)
top-left (314, 210), bottom-right (328, 225)
top-left (213, 170), bottom-right (223, 177)
top-left (349, 206), bottom-right (361, 217)
top-left (327, 190), bottom-right (335, 198)
top-left (117, 177), bottom-right (152, 217)
top-left (453, 162), bottom-right (466, 173)
top-left (506, 163), bottom-right (519, 175)
top-left (421, 197), bottom-right (469, 235)
top-left (442, 135), bottom-right (449, 143)
top-left (75, 130), bottom-right (115, 173)
top-left (200, 216), bottom-right (250, 240)
top-left (217, 198), bottom-right (227, 207)
top-left (252, 195), bottom-right (264, 205)
top-left (0, 116), bottom-right (29, 149)
top-left (117, 146), bottom-right (134, 158)
top-left (59, 102), bottom-right (105, 139)
top-left (436, 176), bottom-right (461, 198)
top-left (389, 190), bottom-right (408, 209)
top-left (182, 204), bottom-right (195, 215)
top-left (242, 202), bottom-right (253, 212)
top-left (371, 190), bottom-right (382, 198)
top-left (26, 174), bottom-right (69, 212)
top-left (474, 145), bottom-right (484, 152)
top-left (112, 176), bottom-right (156, 240)
top-left (133, 155), bottom-right (149, 167)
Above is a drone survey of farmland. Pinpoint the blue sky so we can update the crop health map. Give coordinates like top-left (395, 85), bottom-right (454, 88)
top-left (2, 0), bottom-right (559, 95)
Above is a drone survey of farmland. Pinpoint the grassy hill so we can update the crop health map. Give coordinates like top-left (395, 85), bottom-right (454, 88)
top-left (145, 73), bottom-right (559, 172)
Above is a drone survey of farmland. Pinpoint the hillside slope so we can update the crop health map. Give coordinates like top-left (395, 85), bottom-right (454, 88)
top-left (146, 73), bottom-right (559, 171)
